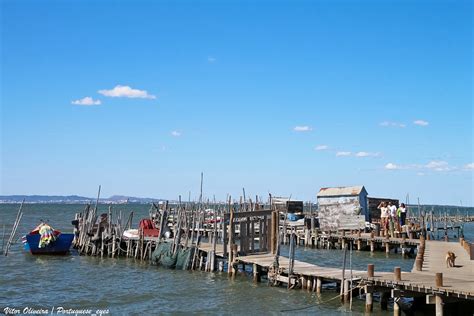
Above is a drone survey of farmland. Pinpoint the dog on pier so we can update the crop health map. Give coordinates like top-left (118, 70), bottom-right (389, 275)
top-left (445, 251), bottom-right (456, 268)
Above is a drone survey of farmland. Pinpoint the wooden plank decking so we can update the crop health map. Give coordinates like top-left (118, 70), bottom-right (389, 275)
top-left (196, 240), bottom-right (474, 299)
top-left (237, 253), bottom-right (367, 281)
top-left (366, 240), bottom-right (474, 299)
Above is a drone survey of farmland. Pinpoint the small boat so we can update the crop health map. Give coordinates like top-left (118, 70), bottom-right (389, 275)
top-left (122, 218), bottom-right (161, 239)
top-left (22, 224), bottom-right (74, 255)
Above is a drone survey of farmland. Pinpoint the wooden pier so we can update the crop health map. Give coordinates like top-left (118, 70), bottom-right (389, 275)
top-left (71, 198), bottom-right (474, 315)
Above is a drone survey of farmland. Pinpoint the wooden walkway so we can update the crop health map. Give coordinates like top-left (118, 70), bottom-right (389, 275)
top-left (196, 240), bottom-right (474, 300)
top-left (367, 240), bottom-right (474, 299)
top-left (237, 252), bottom-right (367, 281)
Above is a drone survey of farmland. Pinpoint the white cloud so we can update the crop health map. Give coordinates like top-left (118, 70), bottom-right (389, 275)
top-left (425, 160), bottom-right (450, 171)
top-left (426, 160), bottom-right (448, 169)
top-left (208, 56), bottom-right (216, 63)
top-left (293, 126), bottom-right (312, 132)
top-left (355, 151), bottom-right (381, 157)
top-left (413, 120), bottom-right (429, 126)
top-left (465, 163), bottom-right (474, 170)
top-left (385, 163), bottom-right (399, 170)
top-left (171, 131), bottom-right (181, 137)
top-left (379, 121), bottom-right (406, 128)
top-left (336, 151), bottom-right (351, 157)
top-left (98, 85), bottom-right (156, 99)
top-left (384, 160), bottom-right (464, 173)
top-left (315, 145), bottom-right (328, 151)
top-left (71, 97), bottom-right (101, 106)
top-left (417, 172), bottom-right (425, 176)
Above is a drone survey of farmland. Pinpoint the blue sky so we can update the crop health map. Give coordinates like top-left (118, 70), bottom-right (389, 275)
top-left (1, 0), bottom-right (473, 205)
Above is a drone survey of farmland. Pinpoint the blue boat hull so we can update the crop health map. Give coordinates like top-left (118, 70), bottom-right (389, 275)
top-left (23, 233), bottom-right (74, 255)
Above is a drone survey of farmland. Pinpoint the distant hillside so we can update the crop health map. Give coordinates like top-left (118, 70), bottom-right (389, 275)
top-left (0, 195), bottom-right (164, 204)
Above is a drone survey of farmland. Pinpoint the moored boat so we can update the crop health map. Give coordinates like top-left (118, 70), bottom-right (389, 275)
top-left (22, 223), bottom-right (74, 255)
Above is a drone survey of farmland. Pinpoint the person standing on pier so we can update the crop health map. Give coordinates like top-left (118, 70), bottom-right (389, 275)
top-left (388, 202), bottom-right (398, 234)
top-left (378, 202), bottom-right (389, 237)
top-left (398, 203), bottom-right (407, 227)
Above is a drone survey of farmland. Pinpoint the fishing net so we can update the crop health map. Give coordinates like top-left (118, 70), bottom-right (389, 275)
top-left (152, 242), bottom-right (194, 270)
top-left (176, 246), bottom-right (195, 270)
top-left (151, 242), bottom-right (171, 264)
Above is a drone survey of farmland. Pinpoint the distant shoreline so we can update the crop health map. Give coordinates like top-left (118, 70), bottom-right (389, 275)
top-left (0, 195), bottom-right (473, 209)
top-left (0, 195), bottom-right (165, 204)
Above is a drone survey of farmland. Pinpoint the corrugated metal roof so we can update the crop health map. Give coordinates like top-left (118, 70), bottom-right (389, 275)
top-left (317, 185), bottom-right (366, 197)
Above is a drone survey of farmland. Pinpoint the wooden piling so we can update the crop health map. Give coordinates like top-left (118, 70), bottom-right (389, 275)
top-left (393, 298), bottom-right (400, 316)
top-left (367, 264), bottom-right (374, 278)
top-left (365, 286), bottom-right (373, 312)
top-left (415, 258), bottom-right (423, 271)
top-left (435, 273), bottom-right (443, 287)
top-left (253, 263), bottom-right (261, 283)
top-left (380, 292), bottom-right (389, 310)
top-left (316, 277), bottom-right (322, 294)
top-left (394, 267), bottom-right (401, 281)
top-left (344, 279), bottom-right (350, 303)
top-left (435, 295), bottom-right (443, 316)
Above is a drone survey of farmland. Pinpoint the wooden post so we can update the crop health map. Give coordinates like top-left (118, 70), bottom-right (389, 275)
top-left (435, 295), bottom-right (443, 316)
top-left (344, 279), bottom-right (350, 303)
top-left (365, 286), bottom-right (373, 312)
top-left (228, 203), bottom-right (235, 276)
top-left (416, 258), bottom-right (423, 271)
top-left (367, 264), bottom-right (374, 278)
top-left (394, 267), bottom-right (401, 281)
top-left (253, 263), bottom-right (261, 283)
top-left (380, 292), bottom-right (389, 310)
top-left (370, 240), bottom-right (374, 252)
top-left (385, 242), bottom-right (390, 253)
top-left (340, 243), bottom-right (347, 302)
top-left (316, 277), bottom-right (322, 294)
top-left (271, 211), bottom-right (278, 255)
top-left (435, 273), bottom-right (443, 287)
top-left (305, 229), bottom-right (310, 248)
top-left (341, 230), bottom-right (346, 249)
top-left (393, 297), bottom-right (400, 316)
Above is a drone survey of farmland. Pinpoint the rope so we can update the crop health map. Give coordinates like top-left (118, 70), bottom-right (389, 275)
top-left (280, 280), bottom-right (364, 312)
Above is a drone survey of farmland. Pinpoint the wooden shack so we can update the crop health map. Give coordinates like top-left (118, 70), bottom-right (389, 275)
top-left (317, 186), bottom-right (368, 231)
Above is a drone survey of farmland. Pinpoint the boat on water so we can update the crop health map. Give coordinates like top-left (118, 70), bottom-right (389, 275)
top-left (122, 218), bottom-right (162, 239)
top-left (22, 223), bottom-right (74, 255)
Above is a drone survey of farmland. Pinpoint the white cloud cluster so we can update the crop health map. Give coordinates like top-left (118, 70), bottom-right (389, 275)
top-left (336, 151), bottom-right (351, 157)
top-left (384, 160), bottom-right (472, 173)
top-left (379, 119), bottom-right (430, 128)
top-left (333, 151), bottom-right (381, 158)
top-left (171, 131), bottom-right (181, 137)
top-left (315, 145), bottom-right (328, 151)
top-left (379, 121), bottom-right (406, 128)
top-left (413, 120), bottom-right (429, 126)
top-left (355, 151), bottom-right (380, 157)
top-left (425, 160), bottom-right (451, 171)
top-left (71, 97), bottom-right (101, 106)
top-left (385, 163), bottom-right (399, 170)
top-left (98, 85), bottom-right (156, 99)
top-left (294, 126), bottom-right (312, 132)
